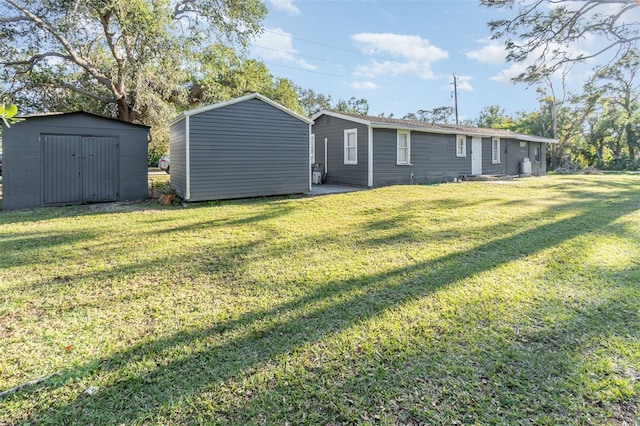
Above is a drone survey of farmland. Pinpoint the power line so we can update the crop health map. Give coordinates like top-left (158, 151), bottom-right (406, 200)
top-left (262, 29), bottom-right (372, 57)
top-left (252, 44), bottom-right (358, 68)
top-left (260, 61), bottom-right (348, 78)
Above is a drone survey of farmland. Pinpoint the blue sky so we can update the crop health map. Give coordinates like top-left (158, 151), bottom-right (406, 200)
top-left (249, 0), bottom-right (640, 121)
top-left (249, 0), bottom-right (551, 121)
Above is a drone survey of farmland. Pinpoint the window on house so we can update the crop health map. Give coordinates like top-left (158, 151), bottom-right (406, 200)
top-left (492, 137), bottom-right (501, 164)
top-left (344, 129), bottom-right (357, 164)
top-left (534, 146), bottom-right (541, 162)
top-left (456, 135), bottom-right (466, 157)
top-left (397, 130), bottom-right (410, 164)
top-left (311, 134), bottom-right (316, 164)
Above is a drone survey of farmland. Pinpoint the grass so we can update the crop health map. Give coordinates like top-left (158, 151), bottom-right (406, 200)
top-left (1, 174), bottom-right (639, 425)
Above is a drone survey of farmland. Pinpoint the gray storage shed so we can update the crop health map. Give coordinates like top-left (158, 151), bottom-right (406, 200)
top-left (169, 93), bottom-right (313, 202)
top-left (2, 112), bottom-right (149, 211)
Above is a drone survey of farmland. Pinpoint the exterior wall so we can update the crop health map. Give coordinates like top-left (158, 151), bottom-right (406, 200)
top-left (504, 140), bottom-right (548, 176)
top-left (312, 114), bottom-right (369, 186)
top-left (169, 119), bottom-right (187, 199)
top-left (481, 137), bottom-right (506, 175)
top-left (2, 114), bottom-right (148, 211)
top-left (186, 98), bottom-right (310, 201)
top-left (373, 129), bottom-right (471, 185)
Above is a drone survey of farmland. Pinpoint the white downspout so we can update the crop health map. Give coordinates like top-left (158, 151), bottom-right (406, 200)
top-left (308, 125), bottom-right (312, 191)
top-left (185, 115), bottom-right (191, 201)
top-left (368, 125), bottom-right (373, 187)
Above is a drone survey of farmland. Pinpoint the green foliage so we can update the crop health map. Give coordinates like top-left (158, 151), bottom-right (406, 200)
top-left (474, 105), bottom-right (516, 129)
top-left (403, 106), bottom-right (455, 124)
top-left (0, 103), bottom-right (23, 127)
top-left (1, 176), bottom-right (640, 424)
top-left (1, 0), bottom-right (267, 150)
top-left (481, 0), bottom-right (640, 83)
top-left (334, 96), bottom-right (369, 115)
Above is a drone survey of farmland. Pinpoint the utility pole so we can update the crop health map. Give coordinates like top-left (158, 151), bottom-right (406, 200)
top-left (453, 73), bottom-right (459, 125)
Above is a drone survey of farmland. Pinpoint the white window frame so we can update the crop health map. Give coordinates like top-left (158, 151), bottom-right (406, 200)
top-left (492, 137), bottom-right (501, 164)
top-left (534, 145), bottom-right (541, 163)
top-left (310, 133), bottom-right (316, 164)
top-left (456, 135), bottom-right (466, 157)
top-left (396, 130), bottom-right (411, 165)
top-left (344, 128), bottom-right (358, 165)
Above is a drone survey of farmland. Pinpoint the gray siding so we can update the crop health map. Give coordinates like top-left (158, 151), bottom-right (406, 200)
top-left (184, 98), bottom-right (310, 202)
top-left (312, 114), bottom-right (368, 186)
top-left (373, 129), bottom-right (471, 185)
top-left (482, 137), bottom-right (506, 175)
top-left (504, 140), bottom-right (547, 176)
top-left (169, 119), bottom-right (187, 198)
top-left (2, 113), bottom-right (148, 211)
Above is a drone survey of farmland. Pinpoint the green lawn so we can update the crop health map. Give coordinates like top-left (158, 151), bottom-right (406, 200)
top-left (1, 175), bottom-right (639, 425)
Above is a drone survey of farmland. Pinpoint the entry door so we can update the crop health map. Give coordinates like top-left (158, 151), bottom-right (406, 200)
top-left (471, 137), bottom-right (483, 175)
top-left (42, 135), bottom-right (118, 205)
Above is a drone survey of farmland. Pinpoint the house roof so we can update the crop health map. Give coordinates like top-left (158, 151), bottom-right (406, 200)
top-left (171, 93), bottom-right (314, 125)
top-left (311, 110), bottom-right (559, 144)
top-left (17, 111), bottom-right (150, 129)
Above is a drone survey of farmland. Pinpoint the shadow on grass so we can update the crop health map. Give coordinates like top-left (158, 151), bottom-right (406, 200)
top-left (11, 183), bottom-right (639, 424)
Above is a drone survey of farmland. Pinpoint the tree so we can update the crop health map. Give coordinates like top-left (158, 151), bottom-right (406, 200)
top-left (590, 49), bottom-right (640, 161)
top-left (474, 105), bottom-right (516, 129)
top-left (0, 0), bottom-right (267, 123)
top-left (482, 0), bottom-right (640, 83)
top-left (188, 48), bottom-right (302, 113)
top-left (334, 97), bottom-right (369, 115)
top-left (296, 88), bottom-right (333, 117)
top-left (403, 106), bottom-right (455, 124)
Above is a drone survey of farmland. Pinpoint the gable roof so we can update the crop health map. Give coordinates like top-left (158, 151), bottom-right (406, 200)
top-left (171, 93), bottom-right (313, 125)
top-left (311, 110), bottom-right (558, 144)
top-left (15, 111), bottom-right (150, 129)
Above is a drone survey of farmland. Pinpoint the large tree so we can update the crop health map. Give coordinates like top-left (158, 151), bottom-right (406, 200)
top-left (482, 0), bottom-right (640, 83)
top-left (0, 0), bottom-right (267, 123)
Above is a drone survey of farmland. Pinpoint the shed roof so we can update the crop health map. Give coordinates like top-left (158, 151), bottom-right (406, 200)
top-left (311, 110), bottom-right (559, 144)
top-left (17, 111), bottom-right (150, 129)
top-left (171, 93), bottom-right (314, 125)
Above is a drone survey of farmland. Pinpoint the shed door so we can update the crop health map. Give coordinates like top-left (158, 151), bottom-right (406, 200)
top-left (43, 135), bottom-right (83, 205)
top-left (42, 135), bottom-right (119, 206)
top-left (83, 137), bottom-right (118, 202)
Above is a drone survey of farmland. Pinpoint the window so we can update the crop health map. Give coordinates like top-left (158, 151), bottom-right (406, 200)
top-left (534, 146), bottom-right (541, 162)
top-left (311, 134), bottom-right (316, 164)
top-left (456, 135), bottom-right (466, 157)
top-left (397, 130), bottom-right (410, 164)
top-left (344, 129), bottom-right (357, 164)
top-left (492, 137), bottom-right (501, 164)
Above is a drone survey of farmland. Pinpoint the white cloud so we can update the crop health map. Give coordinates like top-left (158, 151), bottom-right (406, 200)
top-left (267, 0), bottom-right (301, 16)
top-left (454, 75), bottom-right (474, 92)
top-left (351, 81), bottom-right (378, 90)
top-left (466, 40), bottom-right (506, 65)
top-left (351, 33), bottom-right (448, 80)
top-left (252, 28), bottom-right (316, 70)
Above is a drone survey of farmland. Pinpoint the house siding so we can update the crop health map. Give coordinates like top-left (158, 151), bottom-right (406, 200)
top-left (169, 119), bottom-right (187, 198)
top-left (180, 97), bottom-right (310, 202)
top-left (2, 113), bottom-right (148, 211)
top-left (312, 114), bottom-right (369, 186)
top-left (482, 137), bottom-right (506, 175)
top-left (501, 140), bottom-right (547, 176)
top-left (373, 129), bottom-right (471, 185)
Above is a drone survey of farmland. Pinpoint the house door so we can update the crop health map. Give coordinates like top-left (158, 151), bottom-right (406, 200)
top-left (471, 137), bottom-right (483, 175)
top-left (42, 134), bottom-right (119, 206)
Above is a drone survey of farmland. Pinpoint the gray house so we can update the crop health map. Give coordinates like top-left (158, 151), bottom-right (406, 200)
top-left (1, 112), bottom-right (149, 211)
top-left (169, 93), bottom-right (313, 202)
top-left (311, 111), bottom-right (558, 187)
